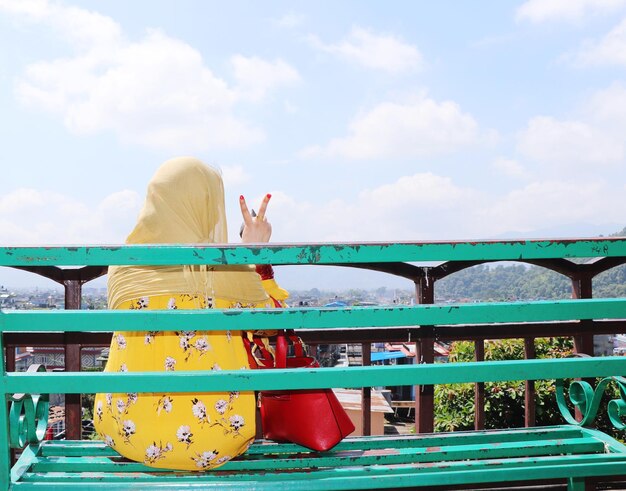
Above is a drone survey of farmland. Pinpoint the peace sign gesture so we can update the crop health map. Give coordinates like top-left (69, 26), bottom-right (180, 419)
top-left (239, 194), bottom-right (272, 243)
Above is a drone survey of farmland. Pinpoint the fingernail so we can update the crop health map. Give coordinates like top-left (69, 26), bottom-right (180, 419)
top-left (267, 193), bottom-right (272, 199)
top-left (239, 195), bottom-right (244, 200)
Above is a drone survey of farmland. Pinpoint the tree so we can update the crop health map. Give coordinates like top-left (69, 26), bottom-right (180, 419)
top-left (434, 338), bottom-right (623, 438)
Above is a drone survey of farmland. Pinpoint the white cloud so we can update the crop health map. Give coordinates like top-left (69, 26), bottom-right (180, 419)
top-left (0, 0), bottom-right (123, 47)
top-left (585, 82), bottom-right (626, 126)
top-left (268, 174), bottom-right (483, 242)
top-left (2, 1), bottom-right (299, 152)
top-left (516, 116), bottom-right (623, 167)
top-left (492, 158), bottom-right (530, 179)
top-left (574, 18), bottom-right (626, 66)
top-left (516, 0), bottom-right (626, 24)
top-left (220, 164), bottom-right (251, 187)
top-left (0, 188), bottom-right (141, 244)
top-left (309, 26), bottom-right (422, 73)
top-left (359, 173), bottom-right (474, 210)
top-left (231, 55), bottom-right (300, 102)
top-left (480, 180), bottom-right (626, 235)
top-left (272, 13), bottom-right (305, 29)
top-left (302, 96), bottom-right (484, 160)
top-left (283, 100), bottom-right (298, 114)
top-left (270, 173), bottom-right (626, 243)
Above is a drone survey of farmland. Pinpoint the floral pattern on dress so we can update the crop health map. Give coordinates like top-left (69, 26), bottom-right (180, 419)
top-left (176, 425), bottom-right (193, 448)
top-left (144, 331), bottom-right (159, 345)
top-left (115, 334), bottom-right (127, 350)
top-left (93, 292), bottom-right (271, 470)
top-left (121, 419), bottom-right (136, 444)
top-left (215, 455), bottom-right (232, 466)
top-left (144, 441), bottom-right (173, 464)
top-left (229, 415), bottom-right (245, 432)
top-left (192, 449), bottom-right (219, 469)
top-left (214, 399), bottom-right (228, 415)
top-left (176, 331), bottom-right (212, 361)
top-left (156, 395), bottom-right (173, 415)
top-left (191, 398), bottom-right (211, 425)
top-left (130, 297), bottom-right (150, 310)
top-left (164, 356), bottom-right (177, 371)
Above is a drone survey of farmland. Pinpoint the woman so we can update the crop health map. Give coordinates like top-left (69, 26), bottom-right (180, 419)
top-left (93, 157), bottom-right (287, 470)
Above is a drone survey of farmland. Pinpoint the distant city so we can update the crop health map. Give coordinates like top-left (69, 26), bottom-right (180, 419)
top-left (0, 284), bottom-right (417, 310)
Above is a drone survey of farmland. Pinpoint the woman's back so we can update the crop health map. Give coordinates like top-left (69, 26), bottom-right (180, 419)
top-left (93, 157), bottom-right (284, 470)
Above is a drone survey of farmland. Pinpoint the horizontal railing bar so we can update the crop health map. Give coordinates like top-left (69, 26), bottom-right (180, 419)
top-left (1, 238), bottom-right (625, 267)
top-left (2, 357), bottom-right (625, 393)
top-left (4, 319), bottom-right (624, 347)
top-left (2, 299), bottom-right (626, 332)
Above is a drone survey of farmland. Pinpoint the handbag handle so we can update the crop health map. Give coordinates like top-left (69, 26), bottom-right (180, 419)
top-left (275, 330), bottom-right (288, 369)
top-left (274, 330), bottom-right (307, 369)
top-left (243, 333), bottom-right (275, 369)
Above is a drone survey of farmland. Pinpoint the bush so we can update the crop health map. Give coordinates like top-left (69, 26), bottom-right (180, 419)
top-left (434, 338), bottom-right (577, 432)
top-left (435, 338), bottom-right (624, 439)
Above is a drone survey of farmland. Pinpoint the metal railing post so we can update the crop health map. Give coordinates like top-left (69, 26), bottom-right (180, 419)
top-left (362, 342), bottom-right (372, 436)
top-left (474, 339), bottom-right (485, 430)
top-left (63, 279), bottom-right (83, 440)
top-left (524, 338), bottom-right (536, 427)
top-left (0, 322), bottom-right (10, 488)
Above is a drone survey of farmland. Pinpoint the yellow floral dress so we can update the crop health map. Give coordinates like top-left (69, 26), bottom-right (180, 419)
top-left (93, 284), bottom-right (284, 471)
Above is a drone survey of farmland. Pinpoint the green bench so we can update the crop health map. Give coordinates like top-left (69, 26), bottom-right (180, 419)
top-left (2, 239), bottom-right (626, 490)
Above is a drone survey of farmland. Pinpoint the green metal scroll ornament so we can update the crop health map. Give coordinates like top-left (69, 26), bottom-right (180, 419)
top-left (9, 364), bottom-right (50, 448)
top-left (556, 372), bottom-right (626, 430)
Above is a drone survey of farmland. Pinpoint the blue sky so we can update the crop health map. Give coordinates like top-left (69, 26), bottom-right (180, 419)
top-left (2, 0), bottom-right (626, 289)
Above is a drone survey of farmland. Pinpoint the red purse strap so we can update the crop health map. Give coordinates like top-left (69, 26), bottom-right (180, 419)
top-left (275, 330), bottom-right (308, 368)
top-left (242, 333), bottom-right (275, 369)
top-left (275, 330), bottom-right (288, 368)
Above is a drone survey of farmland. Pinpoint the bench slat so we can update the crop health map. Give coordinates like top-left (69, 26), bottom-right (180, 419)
top-left (15, 455), bottom-right (626, 490)
top-left (30, 437), bottom-right (605, 473)
top-left (13, 427), bottom-right (626, 489)
top-left (36, 427), bottom-right (590, 458)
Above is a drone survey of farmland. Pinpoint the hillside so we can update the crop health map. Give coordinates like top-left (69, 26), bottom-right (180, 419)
top-left (436, 226), bottom-right (626, 302)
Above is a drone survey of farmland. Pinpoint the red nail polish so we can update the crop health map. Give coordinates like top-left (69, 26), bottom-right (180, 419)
top-left (240, 195), bottom-right (244, 200)
top-left (267, 193), bottom-right (272, 199)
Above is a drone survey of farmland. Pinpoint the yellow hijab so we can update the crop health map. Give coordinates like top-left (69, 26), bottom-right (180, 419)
top-left (108, 157), bottom-right (268, 309)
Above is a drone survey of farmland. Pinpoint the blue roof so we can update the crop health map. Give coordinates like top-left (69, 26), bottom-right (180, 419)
top-left (324, 301), bottom-right (348, 307)
top-left (371, 351), bottom-right (408, 362)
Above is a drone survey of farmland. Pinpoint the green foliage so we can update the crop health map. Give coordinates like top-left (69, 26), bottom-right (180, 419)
top-left (435, 256), bottom-right (626, 302)
top-left (435, 338), bottom-right (574, 432)
top-left (436, 264), bottom-right (572, 302)
top-left (594, 265), bottom-right (626, 298)
top-left (435, 338), bottom-right (624, 437)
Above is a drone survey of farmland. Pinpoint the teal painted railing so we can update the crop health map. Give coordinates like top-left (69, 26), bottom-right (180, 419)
top-left (2, 239), bottom-right (626, 488)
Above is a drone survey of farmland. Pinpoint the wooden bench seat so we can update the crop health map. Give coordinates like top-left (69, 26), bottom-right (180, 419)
top-left (10, 426), bottom-right (626, 489)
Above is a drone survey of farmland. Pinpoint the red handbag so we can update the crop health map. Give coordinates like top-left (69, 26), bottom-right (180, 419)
top-left (245, 330), bottom-right (355, 451)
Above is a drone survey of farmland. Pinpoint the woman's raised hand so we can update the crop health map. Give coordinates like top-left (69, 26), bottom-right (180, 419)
top-left (239, 194), bottom-right (272, 243)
